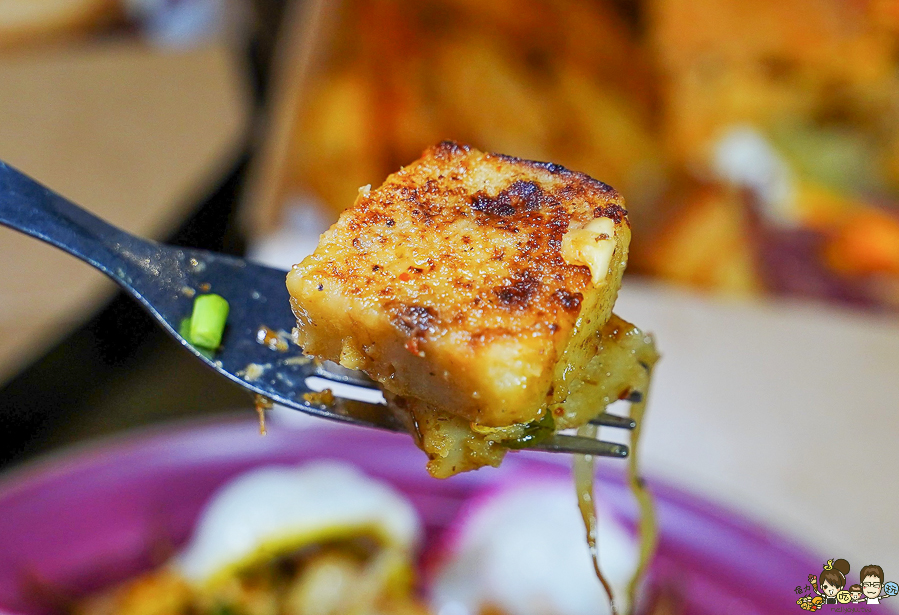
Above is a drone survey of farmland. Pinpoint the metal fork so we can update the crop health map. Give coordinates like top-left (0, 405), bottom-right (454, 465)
top-left (0, 162), bottom-right (635, 458)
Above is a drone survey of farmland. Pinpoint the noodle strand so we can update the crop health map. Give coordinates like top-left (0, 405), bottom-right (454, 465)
top-left (626, 339), bottom-right (660, 614)
top-left (574, 423), bottom-right (618, 614)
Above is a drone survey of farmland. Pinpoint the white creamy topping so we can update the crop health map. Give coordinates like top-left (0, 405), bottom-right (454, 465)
top-left (431, 481), bottom-right (638, 615)
top-left (561, 217), bottom-right (617, 285)
top-left (712, 124), bottom-right (797, 226)
top-left (176, 462), bottom-right (421, 583)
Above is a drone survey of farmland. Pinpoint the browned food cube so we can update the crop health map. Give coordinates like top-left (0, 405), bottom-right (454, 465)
top-left (288, 142), bottom-right (643, 475)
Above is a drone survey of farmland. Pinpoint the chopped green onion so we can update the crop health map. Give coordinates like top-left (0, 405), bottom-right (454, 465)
top-left (179, 315), bottom-right (214, 359)
top-left (179, 317), bottom-right (192, 340)
top-left (503, 411), bottom-right (555, 449)
top-left (188, 293), bottom-right (230, 349)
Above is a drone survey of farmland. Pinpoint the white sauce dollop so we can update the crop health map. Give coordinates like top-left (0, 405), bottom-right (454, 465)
top-left (712, 124), bottom-right (797, 226)
top-left (431, 480), bottom-right (638, 615)
top-left (176, 461), bottom-right (422, 583)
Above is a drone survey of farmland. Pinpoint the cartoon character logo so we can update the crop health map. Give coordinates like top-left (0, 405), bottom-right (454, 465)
top-left (797, 561), bottom-right (897, 608)
top-left (859, 565), bottom-right (899, 605)
top-left (809, 559), bottom-right (851, 605)
top-left (796, 595), bottom-right (823, 611)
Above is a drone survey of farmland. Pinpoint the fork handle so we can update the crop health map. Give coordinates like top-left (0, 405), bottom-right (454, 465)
top-left (0, 161), bottom-right (157, 284)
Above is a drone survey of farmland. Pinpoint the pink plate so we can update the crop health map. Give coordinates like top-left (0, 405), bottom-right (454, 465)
top-left (0, 415), bottom-right (821, 614)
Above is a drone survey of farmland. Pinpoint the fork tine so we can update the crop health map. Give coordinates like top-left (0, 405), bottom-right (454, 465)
top-left (297, 396), bottom-right (407, 432)
top-left (588, 412), bottom-right (637, 430)
top-left (305, 391), bottom-right (629, 458)
top-left (523, 434), bottom-right (628, 457)
top-left (313, 359), bottom-right (640, 430)
top-left (312, 360), bottom-right (381, 389)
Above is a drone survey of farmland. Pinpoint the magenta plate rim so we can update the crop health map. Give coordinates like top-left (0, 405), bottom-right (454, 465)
top-left (0, 414), bottom-right (823, 615)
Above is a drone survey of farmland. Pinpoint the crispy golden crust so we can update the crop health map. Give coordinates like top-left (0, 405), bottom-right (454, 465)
top-left (288, 142), bottom-right (630, 426)
top-left (308, 141), bottom-right (623, 338)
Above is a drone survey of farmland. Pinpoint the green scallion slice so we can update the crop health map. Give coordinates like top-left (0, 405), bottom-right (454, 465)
top-left (188, 293), bottom-right (229, 349)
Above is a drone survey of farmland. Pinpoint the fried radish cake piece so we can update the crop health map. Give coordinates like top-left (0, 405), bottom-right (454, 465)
top-left (288, 141), bottom-right (637, 475)
top-left (387, 314), bottom-right (657, 477)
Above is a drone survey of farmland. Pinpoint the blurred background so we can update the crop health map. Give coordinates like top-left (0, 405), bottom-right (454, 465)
top-left (2, 0), bottom-right (899, 594)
